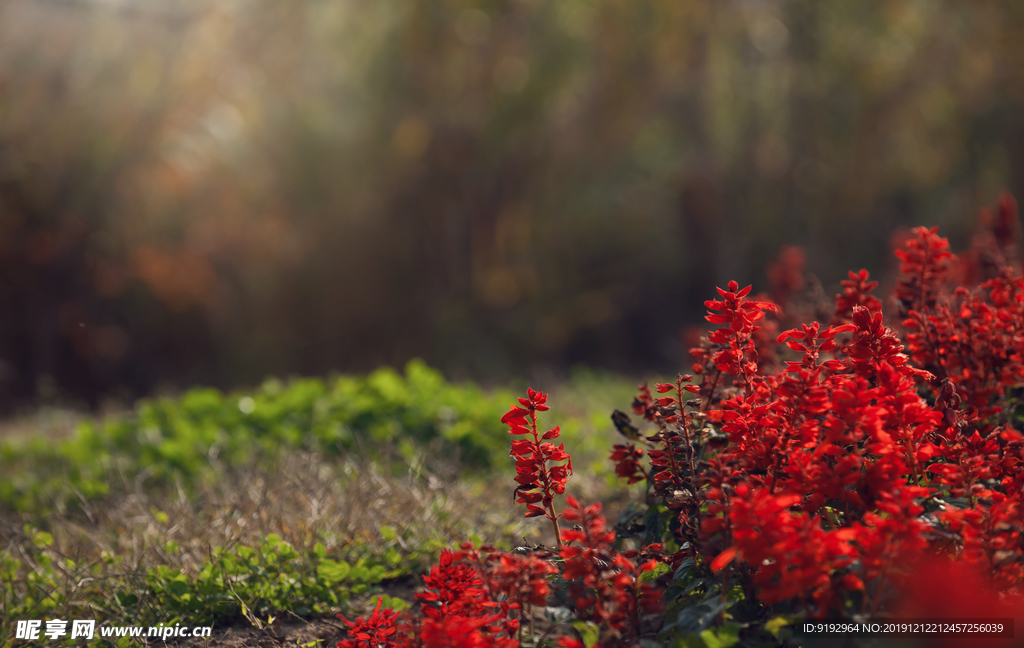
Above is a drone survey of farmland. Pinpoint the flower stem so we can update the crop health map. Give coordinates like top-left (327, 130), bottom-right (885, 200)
top-left (550, 510), bottom-right (562, 549)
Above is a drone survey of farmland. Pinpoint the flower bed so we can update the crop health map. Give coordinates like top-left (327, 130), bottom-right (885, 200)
top-left (340, 195), bottom-right (1024, 647)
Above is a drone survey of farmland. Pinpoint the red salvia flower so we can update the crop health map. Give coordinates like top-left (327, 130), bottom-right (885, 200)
top-left (832, 268), bottom-right (882, 324)
top-left (337, 597), bottom-right (400, 648)
top-left (340, 196), bottom-right (1024, 647)
top-left (486, 551), bottom-right (558, 611)
top-left (559, 495), bottom-right (664, 647)
top-left (702, 280), bottom-right (779, 396)
top-left (610, 443), bottom-right (647, 484)
top-left (503, 388), bottom-right (573, 545)
top-left (894, 226), bottom-right (955, 314)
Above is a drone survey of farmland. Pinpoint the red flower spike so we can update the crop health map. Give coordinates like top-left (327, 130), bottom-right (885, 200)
top-left (610, 443), bottom-right (647, 484)
top-left (702, 282), bottom-right (780, 395)
top-left (504, 389), bottom-right (573, 546)
top-left (833, 269), bottom-right (883, 324)
top-left (681, 209), bottom-right (1024, 616)
top-left (558, 497), bottom-right (663, 644)
top-left (337, 597), bottom-right (400, 648)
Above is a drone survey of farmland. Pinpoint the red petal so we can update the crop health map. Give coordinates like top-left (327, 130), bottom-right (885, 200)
top-left (777, 329), bottom-right (804, 343)
top-left (710, 546), bottom-right (738, 572)
top-left (501, 406), bottom-right (529, 424)
top-left (524, 504), bottom-right (546, 517)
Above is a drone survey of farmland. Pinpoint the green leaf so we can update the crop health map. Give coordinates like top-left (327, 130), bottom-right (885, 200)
top-left (368, 565), bottom-right (387, 583)
top-left (317, 559), bottom-right (350, 584)
top-left (115, 591), bottom-right (139, 607)
top-left (151, 508), bottom-right (170, 525)
top-left (640, 561), bottom-right (671, 583)
top-left (276, 542), bottom-right (295, 557)
top-left (642, 505), bottom-right (666, 545)
top-left (380, 595), bottom-right (410, 612)
top-left (674, 557), bottom-right (696, 580)
top-left (380, 526), bottom-right (397, 542)
top-left (167, 580), bottom-right (189, 597)
top-left (571, 620), bottom-right (600, 648)
top-left (663, 584), bottom-right (685, 602)
top-left (764, 616), bottom-right (792, 638)
top-left (314, 543), bottom-right (326, 559)
top-left (699, 624), bottom-right (739, 648)
top-left (33, 531), bottom-right (53, 548)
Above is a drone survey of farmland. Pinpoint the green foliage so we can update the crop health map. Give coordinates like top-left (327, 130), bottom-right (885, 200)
top-left (0, 364), bottom-right (643, 645)
top-left (144, 534), bottom-right (408, 623)
top-left (0, 360), bottom-right (516, 514)
top-left (0, 362), bottom-right (635, 518)
top-left (0, 528), bottom-right (427, 647)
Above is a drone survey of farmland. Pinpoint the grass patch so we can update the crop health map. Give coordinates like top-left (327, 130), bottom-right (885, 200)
top-left (0, 363), bottom-right (643, 646)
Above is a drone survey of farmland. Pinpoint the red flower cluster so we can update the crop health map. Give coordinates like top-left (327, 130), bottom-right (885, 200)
top-left (832, 269), bottom-right (883, 325)
top-left (338, 597), bottom-right (400, 648)
top-left (338, 388), bottom-right (663, 648)
top-left (609, 442), bottom-right (646, 485)
top-left (338, 193), bottom-right (1024, 647)
top-left (559, 495), bottom-right (664, 647)
top-left (610, 194), bottom-right (1024, 624)
top-left (691, 281), bottom-right (779, 394)
top-left (409, 549), bottom-right (518, 648)
top-left (502, 388), bottom-right (573, 546)
top-left (897, 224), bottom-right (1024, 423)
top-left (338, 549), bottom-right (520, 648)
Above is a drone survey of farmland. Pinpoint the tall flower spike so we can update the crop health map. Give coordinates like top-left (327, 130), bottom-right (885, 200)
top-left (703, 281), bottom-right (779, 394)
top-left (504, 389), bottom-right (572, 547)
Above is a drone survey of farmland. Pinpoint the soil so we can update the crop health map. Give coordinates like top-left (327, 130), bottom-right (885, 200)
top-left (165, 618), bottom-right (345, 647)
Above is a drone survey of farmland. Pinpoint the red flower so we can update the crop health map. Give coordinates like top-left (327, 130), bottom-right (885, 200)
top-left (559, 496), bottom-right (663, 646)
top-left (504, 389), bottom-right (573, 544)
top-left (833, 269), bottom-right (882, 324)
top-left (337, 597), bottom-right (400, 648)
top-left (609, 443), bottom-right (647, 484)
top-left (894, 225), bottom-right (955, 313)
top-left (487, 552), bottom-right (558, 608)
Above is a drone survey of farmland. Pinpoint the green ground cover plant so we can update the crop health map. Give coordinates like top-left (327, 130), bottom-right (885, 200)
top-left (0, 360), bottom-right (509, 514)
top-left (0, 362), bottom-right (634, 516)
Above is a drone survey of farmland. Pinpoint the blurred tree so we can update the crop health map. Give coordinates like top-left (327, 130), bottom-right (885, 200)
top-left (0, 0), bottom-right (1022, 408)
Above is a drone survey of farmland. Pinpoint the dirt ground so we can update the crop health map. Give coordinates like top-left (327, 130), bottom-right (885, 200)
top-left (165, 618), bottom-right (345, 647)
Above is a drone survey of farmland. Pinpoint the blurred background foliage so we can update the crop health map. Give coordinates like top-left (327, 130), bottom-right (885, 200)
top-left (1, 0), bottom-right (1023, 409)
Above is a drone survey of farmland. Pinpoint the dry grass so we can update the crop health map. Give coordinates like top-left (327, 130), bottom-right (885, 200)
top-left (0, 407), bottom-right (84, 442)
top-left (0, 375), bottom-right (645, 646)
top-left (1, 437), bottom-right (631, 644)
top-left (3, 443), bottom-right (628, 568)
